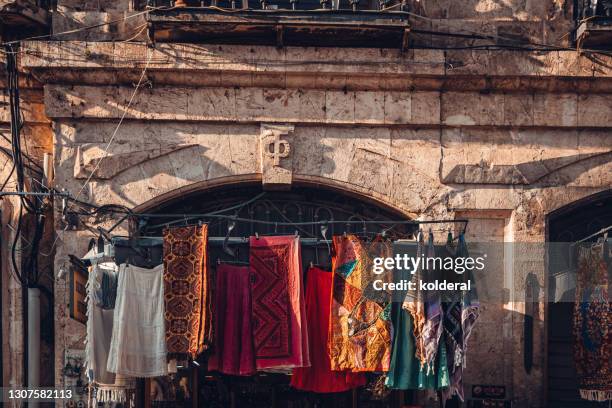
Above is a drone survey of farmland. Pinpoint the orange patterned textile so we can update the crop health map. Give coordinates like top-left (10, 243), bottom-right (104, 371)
top-left (328, 235), bottom-right (393, 372)
top-left (163, 225), bottom-right (212, 358)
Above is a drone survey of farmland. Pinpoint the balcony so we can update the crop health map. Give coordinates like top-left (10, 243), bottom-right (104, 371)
top-left (0, 0), bottom-right (51, 40)
top-left (576, 0), bottom-right (612, 49)
top-left (144, 1), bottom-right (410, 49)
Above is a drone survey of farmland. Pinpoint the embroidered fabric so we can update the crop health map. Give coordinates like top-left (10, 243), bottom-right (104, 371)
top-left (163, 225), bottom-right (212, 358)
top-left (573, 243), bottom-right (611, 402)
top-left (249, 235), bottom-right (310, 370)
top-left (328, 235), bottom-right (393, 372)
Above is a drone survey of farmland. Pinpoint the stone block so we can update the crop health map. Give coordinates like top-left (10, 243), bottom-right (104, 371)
top-left (298, 90), bottom-right (326, 122)
top-left (347, 148), bottom-right (393, 197)
top-left (325, 91), bottom-right (355, 124)
top-left (262, 89), bottom-right (301, 122)
top-left (533, 93), bottom-right (577, 127)
top-left (411, 91), bottom-right (441, 124)
top-left (187, 88), bottom-right (236, 122)
top-left (442, 92), bottom-right (503, 126)
top-left (577, 94), bottom-right (612, 127)
top-left (384, 92), bottom-right (411, 124)
top-left (354, 91), bottom-right (384, 124)
top-left (504, 93), bottom-right (534, 126)
top-left (235, 88), bottom-right (266, 122)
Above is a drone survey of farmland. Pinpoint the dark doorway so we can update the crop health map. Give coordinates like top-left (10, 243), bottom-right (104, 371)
top-left (547, 190), bottom-right (612, 408)
top-left (141, 184), bottom-right (415, 408)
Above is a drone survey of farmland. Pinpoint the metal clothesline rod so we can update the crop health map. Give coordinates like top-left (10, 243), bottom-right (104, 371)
top-left (115, 236), bottom-right (334, 244)
top-left (136, 213), bottom-right (469, 226)
top-left (0, 191), bottom-right (69, 198)
top-left (575, 224), bottom-right (612, 244)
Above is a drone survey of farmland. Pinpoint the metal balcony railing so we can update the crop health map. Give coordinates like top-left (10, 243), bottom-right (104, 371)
top-left (577, 0), bottom-right (612, 22)
top-left (0, 0), bottom-right (52, 40)
top-left (576, 0), bottom-right (612, 49)
top-left (144, 0), bottom-right (406, 12)
top-left (141, 0), bottom-right (409, 48)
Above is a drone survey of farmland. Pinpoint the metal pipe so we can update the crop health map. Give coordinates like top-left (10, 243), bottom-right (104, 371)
top-left (28, 288), bottom-right (41, 407)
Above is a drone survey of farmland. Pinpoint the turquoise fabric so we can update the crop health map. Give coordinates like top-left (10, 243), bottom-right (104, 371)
top-left (385, 243), bottom-right (450, 390)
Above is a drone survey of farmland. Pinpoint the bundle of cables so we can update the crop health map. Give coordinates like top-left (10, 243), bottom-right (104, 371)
top-left (2, 42), bottom-right (48, 287)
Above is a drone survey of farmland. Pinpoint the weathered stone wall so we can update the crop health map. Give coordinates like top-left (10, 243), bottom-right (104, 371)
top-left (29, 41), bottom-right (612, 407)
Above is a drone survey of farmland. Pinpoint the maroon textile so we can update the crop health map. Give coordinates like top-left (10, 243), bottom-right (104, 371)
top-left (249, 236), bottom-right (309, 369)
top-left (207, 264), bottom-right (256, 376)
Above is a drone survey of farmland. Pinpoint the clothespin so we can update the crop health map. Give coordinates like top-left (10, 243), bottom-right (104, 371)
top-left (223, 220), bottom-right (236, 257)
top-left (381, 226), bottom-right (392, 238)
top-left (97, 235), bottom-right (105, 255)
top-left (319, 223), bottom-right (330, 257)
top-left (255, 232), bottom-right (260, 240)
top-left (294, 230), bottom-right (299, 237)
top-left (198, 219), bottom-right (203, 227)
top-left (309, 260), bottom-right (314, 269)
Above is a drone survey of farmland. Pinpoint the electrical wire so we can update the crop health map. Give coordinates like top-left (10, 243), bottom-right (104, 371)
top-left (402, 9), bottom-right (612, 58)
top-left (40, 52), bottom-right (153, 257)
top-left (0, 3), bottom-right (609, 59)
top-left (70, 52), bottom-right (152, 202)
top-left (3, 42), bottom-right (50, 289)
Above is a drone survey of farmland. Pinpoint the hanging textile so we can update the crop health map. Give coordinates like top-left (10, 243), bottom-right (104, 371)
top-left (85, 261), bottom-right (118, 385)
top-left (573, 242), bottom-right (611, 402)
top-left (208, 263), bottom-right (256, 376)
top-left (107, 264), bottom-right (168, 378)
top-left (249, 235), bottom-right (310, 369)
top-left (93, 375), bottom-right (137, 408)
top-left (413, 232), bottom-right (444, 374)
top-left (328, 235), bottom-right (393, 372)
top-left (386, 241), bottom-right (450, 391)
top-left (291, 266), bottom-right (366, 392)
top-left (163, 225), bottom-right (212, 358)
top-left (401, 232), bottom-right (427, 369)
top-left (441, 233), bottom-right (481, 402)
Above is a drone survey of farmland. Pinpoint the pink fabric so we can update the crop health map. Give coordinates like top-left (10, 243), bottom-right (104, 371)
top-left (249, 236), bottom-right (310, 370)
top-left (207, 264), bottom-right (256, 376)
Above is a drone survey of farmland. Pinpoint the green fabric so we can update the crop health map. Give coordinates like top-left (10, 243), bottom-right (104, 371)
top-left (385, 264), bottom-right (450, 390)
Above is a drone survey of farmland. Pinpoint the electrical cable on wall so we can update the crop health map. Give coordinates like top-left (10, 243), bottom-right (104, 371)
top-left (0, 4), bottom-right (611, 58)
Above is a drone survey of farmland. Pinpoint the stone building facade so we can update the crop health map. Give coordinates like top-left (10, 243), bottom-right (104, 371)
top-left (1, 0), bottom-right (611, 406)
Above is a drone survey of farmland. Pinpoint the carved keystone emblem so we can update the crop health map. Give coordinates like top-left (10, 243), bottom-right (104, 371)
top-left (260, 124), bottom-right (294, 190)
top-left (263, 132), bottom-right (291, 166)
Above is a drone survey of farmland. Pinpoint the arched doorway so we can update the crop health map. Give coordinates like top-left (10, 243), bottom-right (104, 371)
top-left (138, 183), bottom-right (414, 408)
top-left (547, 190), bottom-right (612, 408)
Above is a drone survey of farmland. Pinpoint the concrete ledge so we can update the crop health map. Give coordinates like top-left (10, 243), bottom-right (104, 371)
top-left (44, 85), bottom-right (612, 127)
top-left (21, 42), bottom-right (612, 92)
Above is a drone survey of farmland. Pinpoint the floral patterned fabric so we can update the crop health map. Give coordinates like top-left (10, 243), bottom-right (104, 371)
top-left (573, 243), bottom-right (611, 402)
top-left (163, 225), bottom-right (212, 358)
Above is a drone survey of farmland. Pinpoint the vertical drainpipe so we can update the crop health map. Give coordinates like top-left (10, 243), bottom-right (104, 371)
top-left (0, 210), bottom-right (3, 389)
top-left (28, 288), bottom-right (41, 407)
